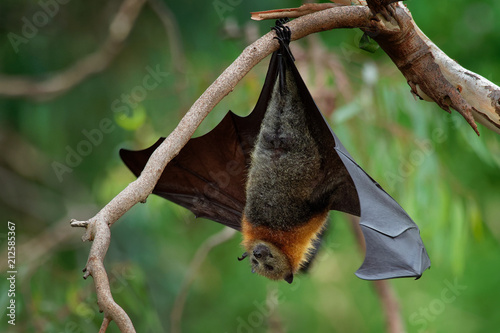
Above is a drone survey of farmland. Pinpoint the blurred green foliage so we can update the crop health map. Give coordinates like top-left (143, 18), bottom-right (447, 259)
top-left (0, 0), bottom-right (499, 332)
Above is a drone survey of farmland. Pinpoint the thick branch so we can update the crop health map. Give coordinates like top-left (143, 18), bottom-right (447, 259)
top-left (0, 0), bottom-right (146, 100)
top-left (364, 1), bottom-right (500, 134)
top-left (413, 23), bottom-right (500, 134)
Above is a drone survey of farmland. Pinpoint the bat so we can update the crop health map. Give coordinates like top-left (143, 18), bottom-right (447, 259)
top-left (120, 20), bottom-right (431, 284)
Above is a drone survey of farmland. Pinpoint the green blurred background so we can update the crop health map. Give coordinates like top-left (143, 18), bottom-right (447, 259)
top-left (1, 0), bottom-right (499, 332)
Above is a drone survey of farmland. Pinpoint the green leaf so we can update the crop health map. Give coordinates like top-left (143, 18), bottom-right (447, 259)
top-left (358, 33), bottom-right (379, 53)
top-left (468, 199), bottom-right (484, 241)
top-left (115, 104), bottom-right (147, 131)
top-left (450, 201), bottom-right (467, 275)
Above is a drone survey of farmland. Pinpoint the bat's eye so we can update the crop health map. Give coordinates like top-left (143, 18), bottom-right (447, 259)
top-left (253, 244), bottom-right (271, 260)
top-left (252, 259), bottom-right (259, 265)
top-left (264, 264), bottom-right (274, 271)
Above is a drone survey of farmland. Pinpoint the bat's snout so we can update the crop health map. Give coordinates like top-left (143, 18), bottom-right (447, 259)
top-left (252, 244), bottom-right (271, 260)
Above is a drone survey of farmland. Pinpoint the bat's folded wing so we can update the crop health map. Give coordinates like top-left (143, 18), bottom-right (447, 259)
top-left (280, 48), bottom-right (430, 281)
top-left (333, 133), bottom-right (431, 280)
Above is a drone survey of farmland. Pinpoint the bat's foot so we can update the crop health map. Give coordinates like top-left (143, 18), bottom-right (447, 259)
top-left (271, 19), bottom-right (291, 46)
top-left (271, 18), bottom-right (295, 62)
top-left (275, 17), bottom-right (290, 26)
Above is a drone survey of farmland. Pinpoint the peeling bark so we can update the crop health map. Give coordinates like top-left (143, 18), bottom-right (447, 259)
top-left (364, 4), bottom-right (479, 134)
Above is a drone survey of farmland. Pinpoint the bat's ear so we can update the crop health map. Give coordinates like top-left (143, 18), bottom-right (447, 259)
top-left (284, 273), bottom-right (294, 284)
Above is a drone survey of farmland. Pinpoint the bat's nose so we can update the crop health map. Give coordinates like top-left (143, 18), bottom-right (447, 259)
top-left (253, 244), bottom-right (270, 260)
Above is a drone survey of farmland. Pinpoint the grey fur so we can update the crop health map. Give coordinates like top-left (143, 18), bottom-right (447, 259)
top-left (244, 68), bottom-right (326, 230)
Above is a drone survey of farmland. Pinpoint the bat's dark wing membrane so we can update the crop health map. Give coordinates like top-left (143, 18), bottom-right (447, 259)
top-left (283, 45), bottom-right (431, 280)
top-left (120, 52), bottom-right (283, 231)
top-left (120, 125), bottom-right (245, 230)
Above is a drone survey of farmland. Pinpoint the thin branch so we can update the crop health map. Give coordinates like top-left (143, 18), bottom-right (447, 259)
top-left (251, 3), bottom-right (340, 21)
top-left (100, 317), bottom-right (112, 333)
top-left (372, 280), bottom-right (404, 333)
top-left (147, 0), bottom-right (186, 75)
top-left (349, 215), bottom-right (404, 333)
top-left (79, 218), bottom-right (136, 332)
top-left (0, 0), bottom-right (146, 100)
top-left (170, 227), bottom-right (237, 333)
top-left (70, 5), bottom-right (372, 231)
top-left (70, 16), bottom-right (371, 330)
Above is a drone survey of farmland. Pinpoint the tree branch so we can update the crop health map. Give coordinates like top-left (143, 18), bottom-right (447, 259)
top-left (147, 0), bottom-right (186, 76)
top-left (70, 5), bottom-right (372, 232)
top-left (78, 217), bottom-right (136, 332)
top-left (251, 3), bottom-right (340, 21)
top-left (0, 0), bottom-right (146, 100)
top-left (372, 280), bottom-right (404, 333)
top-left (411, 20), bottom-right (500, 134)
top-left (364, 0), bottom-right (500, 134)
top-left (170, 227), bottom-right (237, 333)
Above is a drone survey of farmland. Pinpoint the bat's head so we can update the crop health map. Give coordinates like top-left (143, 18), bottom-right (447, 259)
top-left (239, 241), bottom-right (294, 284)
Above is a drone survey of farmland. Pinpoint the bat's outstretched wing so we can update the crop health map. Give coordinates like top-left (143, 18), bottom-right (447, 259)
top-left (332, 136), bottom-right (431, 279)
top-left (282, 40), bottom-right (431, 280)
top-left (120, 52), bottom-right (283, 231)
